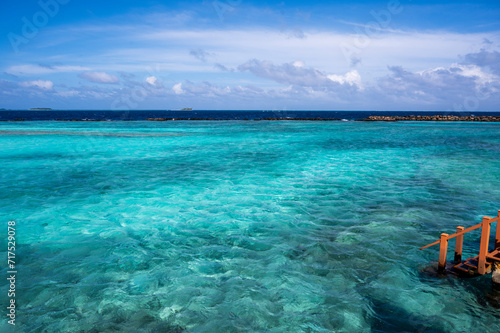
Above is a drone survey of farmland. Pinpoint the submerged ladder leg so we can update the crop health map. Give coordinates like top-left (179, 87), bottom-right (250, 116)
top-left (454, 226), bottom-right (464, 262)
top-left (439, 233), bottom-right (449, 273)
top-left (478, 217), bottom-right (491, 275)
top-left (495, 210), bottom-right (500, 249)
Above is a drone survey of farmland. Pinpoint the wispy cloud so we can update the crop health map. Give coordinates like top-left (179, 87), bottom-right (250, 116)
top-left (337, 20), bottom-right (405, 34)
top-left (7, 64), bottom-right (90, 75)
top-left (20, 80), bottom-right (54, 90)
top-left (189, 49), bottom-right (213, 62)
top-left (79, 72), bottom-right (119, 84)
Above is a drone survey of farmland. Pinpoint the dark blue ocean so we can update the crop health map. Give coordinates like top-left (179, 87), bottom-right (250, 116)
top-left (1, 110), bottom-right (500, 121)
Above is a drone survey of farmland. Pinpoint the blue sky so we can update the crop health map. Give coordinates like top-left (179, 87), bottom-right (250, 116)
top-left (1, 0), bottom-right (500, 110)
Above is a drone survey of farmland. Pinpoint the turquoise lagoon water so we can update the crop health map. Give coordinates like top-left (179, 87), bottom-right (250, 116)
top-left (1, 120), bottom-right (500, 332)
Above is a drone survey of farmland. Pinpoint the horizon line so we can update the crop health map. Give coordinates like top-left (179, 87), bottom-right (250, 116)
top-left (2, 109), bottom-right (500, 112)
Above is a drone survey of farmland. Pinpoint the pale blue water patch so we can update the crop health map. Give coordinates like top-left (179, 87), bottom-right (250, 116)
top-left (0, 121), bottom-right (500, 332)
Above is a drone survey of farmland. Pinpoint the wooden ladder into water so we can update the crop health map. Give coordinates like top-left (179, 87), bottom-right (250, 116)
top-left (420, 210), bottom-right (500, 276)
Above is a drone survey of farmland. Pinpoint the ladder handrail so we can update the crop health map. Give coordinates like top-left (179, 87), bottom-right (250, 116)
top-left (419, 210), bottom-right (500, 275)
top-left (420, 215), bottom-right (499, 250)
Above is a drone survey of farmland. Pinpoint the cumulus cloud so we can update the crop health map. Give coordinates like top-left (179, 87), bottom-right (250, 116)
top-left (464, 50), bottom-right (500, 76)
top-left (146, 76), bottom-right (157, 86)
top-left (409, 64), bottom-right (497, 91)
top-left (238, 59), bottom-right (362, 91)
top-left (172, 83), bottom-right (184, 94)
top-left (20, 80), bottom-right (54, 90)
top-left (375, 61), bottom-right (500, 110)
top-left (292, 60), bottom-right (304, 68)
top-left (328, 70), bottom-right (363, 88)
top-left (79, 71), bottom-right (119, 84)
top-left (145, 76), bottom-right (163, 88)
top-left (3, 40), bottom-right (500, 111)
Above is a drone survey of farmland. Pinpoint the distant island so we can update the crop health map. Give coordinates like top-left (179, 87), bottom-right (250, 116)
top-left (30, 108), bottom-right (53, 111)
top-left (179, 108), bottom-right (193, 111)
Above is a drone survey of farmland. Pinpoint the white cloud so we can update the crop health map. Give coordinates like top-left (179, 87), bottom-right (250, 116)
top-left (20, 80), bottom-right (54, 90)
top-left (137, 29), bottom-right (500, 77)
top-left (79, 71), bottom-right (119, 84)
top-left (292, 61), bottom-right (305, 68)
top-left (419, 64), bottom-right (497, 86)
top-left (9, 24), bottom-right (497, 84)
top-left (328, 70), bottom-right (363, 88)
top-left (238, 59), bottom-right (362, 91)
top-left (374, 60), bottom-right (500, 110)
top-left (464, 50), bottom-right (500, 75)
top-left (3, 16), bottom-right (500, 111)
top-left (146, 76), bottom-right (160, 86)
top-left (173, 83), bottom-right (184, 94)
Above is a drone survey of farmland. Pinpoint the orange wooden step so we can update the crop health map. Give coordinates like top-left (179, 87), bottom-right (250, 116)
top-left (486, 249), bottom-right (500, 261)
top-left (452, 255), bottom-right (493, 276)
top-left (453, 263), bottom-right (472, 274)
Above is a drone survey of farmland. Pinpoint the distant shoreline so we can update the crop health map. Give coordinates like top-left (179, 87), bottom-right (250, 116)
top-left (356, 115), bottom-right (500, 122)
top-left (2, 111), bottom-right (500, 122)
top-left (2, 115), bottom-right (500, 122)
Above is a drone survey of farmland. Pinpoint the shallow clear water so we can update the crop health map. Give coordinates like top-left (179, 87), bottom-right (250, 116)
top-left (1, 121), bottom-right (500, 332)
